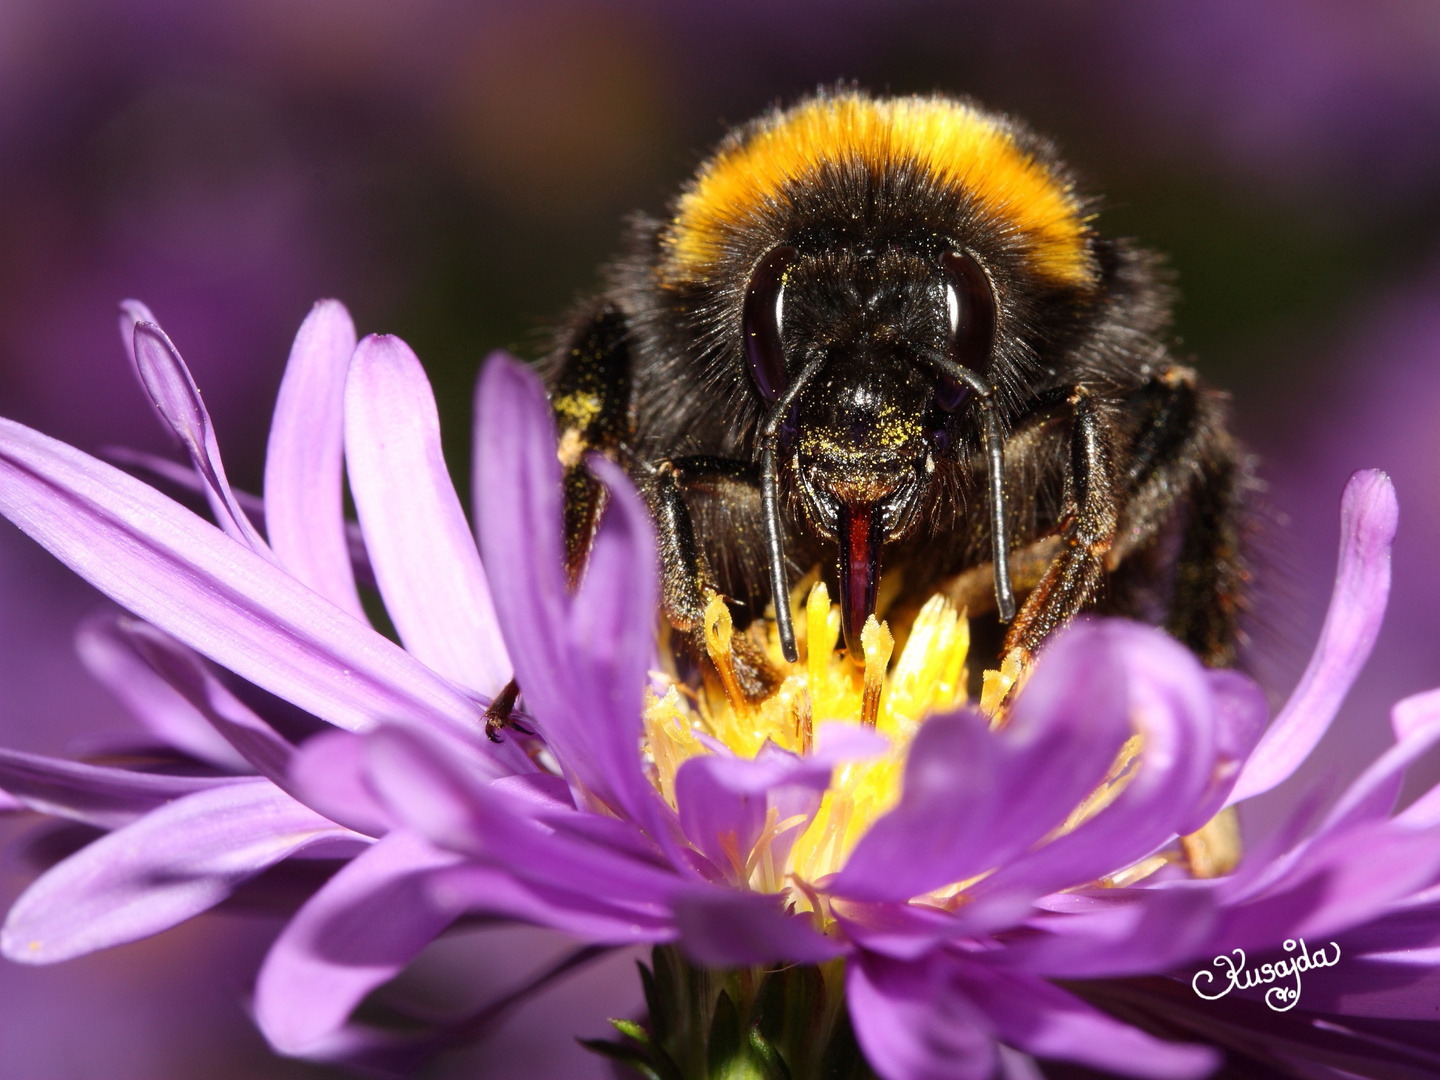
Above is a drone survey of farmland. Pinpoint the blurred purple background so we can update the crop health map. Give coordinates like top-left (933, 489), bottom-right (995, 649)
top-left (4, 1), bottom-right (1440, 1075)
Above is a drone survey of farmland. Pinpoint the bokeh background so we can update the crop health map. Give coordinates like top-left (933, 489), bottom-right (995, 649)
top-left (3, 1), bottom-right (1440, 1076)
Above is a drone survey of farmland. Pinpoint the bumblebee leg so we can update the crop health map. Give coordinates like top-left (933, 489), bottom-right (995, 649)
top-left (1005, 366), bottom-right (1248, 668)
top-left (1003, 388), bottom-right (1118, 657)
top-left (1109, 367), bottom-right (1248, 667)
top-left (648, 455), bottom-right (778, 699)
top-left (1166, 453), bottom-right (1247, 667)
top-left (550, 308), bottom-right (633, 587)
top-left (480, 308), bottom-right (631, 745)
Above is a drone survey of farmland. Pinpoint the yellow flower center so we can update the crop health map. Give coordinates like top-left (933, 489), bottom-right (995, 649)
top-left (640, 579), bottom-right (1241, 915)
top-left (643, 579), bottom-right (1014, 899)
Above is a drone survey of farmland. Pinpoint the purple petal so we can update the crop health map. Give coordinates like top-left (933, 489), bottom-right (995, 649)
top-left (833, 623), bottom-right (1131, 902)
top-left (290, 729), bottom-right (396, 838)
top-left (345, 335), bottom-right (509, 694)
top-left (1316, 687), bottom-right (1440, 834)
top-left (953, 965), bottom-right (1219, 1079)
top-left (428, 863), bottom-right (676, 944)
top-left (76, 609), bottom-right (249, 771)
top-left (0, 417), bottom-right (489, 736)
top-left (117, 299), bottom-right (175, 442)
top-left (675, 741), bottom-right (849, 879)
top-left (113, 618), bottom-right (298, 785)
top-left (131, 321), bottom-right (274, 558)
top-left (671, 886), bottom-right (844, 966)
top-left (0, 747), bottom-right (238, 828)
top-left (1229, 469), bottom-right (1398, 805)
top-left (847, 950), bottom-right (999, 1080)
top-left (473, 355), bottom-right (664, 833)
top-left (263, 300), bottom-right (364, 617)
top-left (831, 899), bottom-right (962, 961)
top-left (1, 779), bottom-right (363, 964)
top-left (364, 725), bottom-right (678, 905)
top-left (997, 889), bottom-right (1218, 979)
top-left (1177, 669), bottom-right (1269, 834)
top-left (105, 445), bottom-right (376, 589)
top-left (253, 829), bottom-right (462, 1057)
top-left (1293, 904), bottom-right (1440, 1017)
top-left (960, 622), bottom-right (1218, 923)
top-left (1215, 820), bottom-right (1440, 951)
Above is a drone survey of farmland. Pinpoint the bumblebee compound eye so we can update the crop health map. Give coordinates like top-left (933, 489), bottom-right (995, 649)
top-left (743, 246), bottom-right (797, 404)
top-left (937, 250), bottom-right (996, 411)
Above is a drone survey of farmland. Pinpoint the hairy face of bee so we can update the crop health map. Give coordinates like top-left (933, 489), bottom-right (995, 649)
top-left (650, 91), bottom-right (1103, 651)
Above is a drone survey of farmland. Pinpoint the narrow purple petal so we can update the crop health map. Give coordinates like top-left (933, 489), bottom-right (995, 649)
top-left (954, 966), bottom-right (1218, 1079)
top-left (364, 725), bottom-right (678, 905)
top-left (833, 623), bottom-right (1130, 902)
top-left (1177, 669), bottom-right (1269, 834)
top-left (114, 618), bottom-right (297, 786)
top-left (0, 417), bottom-right (489, 736)
top-left (847, 951), bottom-right (998, 1080)
top-left (831, 899), bottom-right (960, 961)
top-left (1214, 820), bottom-right (1440, 951)
top-left (132, 321), bottom-right (274, 558)
top-left (473, 355), bottom-right (665, 835)
top-left (76, 609), bottom-right (249, 771)
top-left (263, 300), bottom-right (364, 618)
top-left (117, 299), bottom-right (176, 442)
top-left (675, 741), bottom-right (846, 878)
top-left (105, 445), bottom-right (376, 588)
top-left (1316, 687), bottom-right (1440, 834)
top-left (997, 889), bottom-right (1218, 979)
top-left (428, 863), bottom-right (676, 944)
top-left (289, 729), bottom-right (396, 838)
top-left (960, 622), bottom-right (1218, 923)
top-left (1229, 469), bottom-right (1398, 805)
top-left (253, 829), bottom-right (462, 1057)
top-left (0, 747), bottom-right (238, 829)
top-left (1, 779), bottom-right (362, 964)
top-left (671, 887), bottom-right (844, 967)
top-left (345, 335), bottom-right (509, 694)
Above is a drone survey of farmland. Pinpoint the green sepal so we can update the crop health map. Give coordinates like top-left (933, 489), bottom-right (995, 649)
top-left (578, 1038), bottom-right (666, 1080)
top-left (706, 990), bottom-right (742, 1077)
top-left (583, 947), bottom-right (878, 1079)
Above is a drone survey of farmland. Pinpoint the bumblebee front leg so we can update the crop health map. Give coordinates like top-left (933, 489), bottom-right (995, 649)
top-left (647, 456), bottom-right (778, 699)
top-left (1004, 388), bottom-right (1118, 658)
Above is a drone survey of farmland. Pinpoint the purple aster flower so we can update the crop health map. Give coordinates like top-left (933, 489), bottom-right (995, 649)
top-left (1, 302), bottom-right (1438, 1079)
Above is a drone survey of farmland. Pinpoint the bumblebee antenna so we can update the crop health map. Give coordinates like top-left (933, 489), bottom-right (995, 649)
top-left (925, 358), bottom-right (1015, 623)
top-left (758, 354), bottom-right (829, 663)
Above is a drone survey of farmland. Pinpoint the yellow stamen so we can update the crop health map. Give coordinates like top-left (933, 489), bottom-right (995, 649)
top-left (860, 616), bottom-right (893, 728)
top-left (980, 647), bottom-right (1026, 723)
top-left (702, 591), bottom-right (748, 713)
top-left (1181, 806), bottom-right (1243, 879)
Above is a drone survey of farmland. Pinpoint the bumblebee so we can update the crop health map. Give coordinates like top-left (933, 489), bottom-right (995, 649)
top-left (542, 89), bottom-right (1248, 696)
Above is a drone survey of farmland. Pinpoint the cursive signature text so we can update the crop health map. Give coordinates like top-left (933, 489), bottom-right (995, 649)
top-left (1192, 939), bottom-right (1341, 1012)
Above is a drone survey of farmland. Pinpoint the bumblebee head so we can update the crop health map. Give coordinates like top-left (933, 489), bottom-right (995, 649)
top-left (655, 90), bottom-right (1107, 657)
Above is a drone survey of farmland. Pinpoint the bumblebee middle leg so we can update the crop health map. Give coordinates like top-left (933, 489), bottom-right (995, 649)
top-left (1004, 367), bottom-right (1248, 667)
top-left (1004, 387), bottom-right (1118, 658)
top-left (1110, 367), bottom-right (1249, 668)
